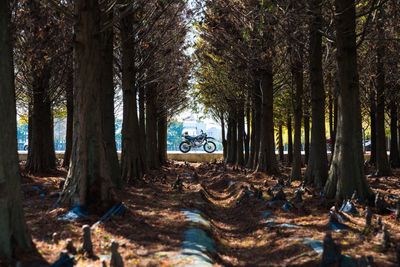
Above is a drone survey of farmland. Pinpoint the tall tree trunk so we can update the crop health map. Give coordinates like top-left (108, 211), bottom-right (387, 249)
top-left (158, 116), bottom-right (168, 165)
top-left (63, 0), bottom-right (117, 211)
top-left (278, 123), bottom-right (284, 162)
top-left (100, 13), bottom-right (121, 187)
top-left (25, 0), bottom-right (56, 175)
top-left (257, 66), bottom-right (279, 175)
top-left (305, 0), bottom-right (328, 188)
top-left (247, 80), bottom-right (261, 169)
top-left (220, 113), bottom-right (227, 159)
top-left (244, 102), bottom-right (251, 164)
top-left (26, 66), bottom-right (56, 174)
top-left (120, 14), bottom-right (145, 182)
top-left (304, 114), bottom-right (310, 164)
top-left (63, 71), bottom-right (73, 169)
top-left (287, 115), bottom-right (293, 164)
top-left (389, 101), bottom-right (400, 168)
top-left (328, 83), bottom-right (334, 145)
top-left (332, 85), bottom-right (338, 155)
top-left (0, 0), bottom-right (34, 259)
top-left (226, 113), bottom-right (237, 164)
top-left (145, 83), bottom-right (159, 170)
top-left (138, 84), bottom-right (147, 170)
top-left (369, 89), bottom-right (377, 165)
top-left (374, 9), bottom-right (391, 176)
top-left (291, 54), bottom-right (304, 181)
top-left (236, 105), bottom-right (245, 166)
top-left (139, 84), bottom-right (146, 144)
top-left (324, 0), bottom-right (372, 201)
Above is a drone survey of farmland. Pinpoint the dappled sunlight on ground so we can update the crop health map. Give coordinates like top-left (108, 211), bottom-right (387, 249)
top-left (20, 163), bottom-right (400, 266)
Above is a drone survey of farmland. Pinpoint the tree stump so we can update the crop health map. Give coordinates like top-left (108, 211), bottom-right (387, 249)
top-left (358, 255), bottom-right (374, 267)
top-left (65, 239), bottom-right (77, 255)
top-left (374, 193), bottom-right (388, 213)
top-left (273, 188), bottom-right (286, 201)
top-left (52, 232), bottom-right (60, 244)
top-left (321, 232), bottom-right (342, 266)
top-left (376, 216), bottom-right (383, 231)
top-left (81, 225), bottom-right (93, 257)
top-left (351, 190), bottom-right (358, 202)
top-left (365, 207), bottom-right (372, 229)
top-left (172, 176), bottom-right (183, 192)
top-left (110, 240), bottom-right (124, 267)
top-left (291, 188), bottom-right (303, 203)
top-left (52, 251), bottom-right (74, 267)
top-left (192, 171), bottom-right (199, 183)
top-left (381, 225), bottom-right (390, 251)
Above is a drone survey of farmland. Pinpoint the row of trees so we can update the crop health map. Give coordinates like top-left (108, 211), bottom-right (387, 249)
top-left (195, 0), bottom-right (400, 200)
top-left (0, 0), bottom-right (191, 261)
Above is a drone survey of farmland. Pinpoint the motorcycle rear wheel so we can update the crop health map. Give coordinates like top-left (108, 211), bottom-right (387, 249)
top-left (179, 141), bottom-right (191, 153)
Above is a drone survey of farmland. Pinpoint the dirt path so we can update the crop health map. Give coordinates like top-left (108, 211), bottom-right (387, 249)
top-left (21, 162), bottom-right (400, 266)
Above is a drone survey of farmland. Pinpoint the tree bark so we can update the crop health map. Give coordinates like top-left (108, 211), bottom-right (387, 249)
top-left (304, 114), bottom-right (310, 164)
top-left (145, 83), bottom-right (159, 170)
top-left (389, 101), bottom-right (400, 168)
top-left (374, 9), bottom-right (391, 176)
top-left (257, 66), bottom-right (279, 175)
top-left (278, 123), bottom-right (284, 162)
top-left (63, 0), bottom-right (118, 211)
top-left (100, 11), bottom-right (121, 188)
top-left (328, 84), bottom-right (334, 145)
top-left (369, 89), bottom-right (377, 165)
top-left (287, 115), bottom-right (293, 164)
top-left (290, 53), bottom-right (304, 181)
top-left (244, 102), bottom-right (251, 164)
top-left (236, 105), bottom-right (245, 166)
top-left (25, 0), bottom-right (56, 175)
top-left (0, 0), bottom-right (34, 259)
top-left (247, 80), bottom-right (261, 169)
top-left (63, 71), bottom-right (73, 169)
top-left (324, 0), bottom-right (372, 201)
top-left (120, 14), bottom-right (145, 182)
top-left (26, 66), bottom-right (56, 174)
top-left (220, 113), bottom-right (227, 159)
top-left (304, 0), bottom-right (328, 188)
top-left (139, 84), bottom-right (146, 155)
top-left (158, 116), bottom-right (168, 165)
top-left (226, 113), bottom-right (237, 164)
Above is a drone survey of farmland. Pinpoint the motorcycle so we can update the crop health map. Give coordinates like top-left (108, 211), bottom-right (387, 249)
top-left (179, 130), bottom-right (217, 153)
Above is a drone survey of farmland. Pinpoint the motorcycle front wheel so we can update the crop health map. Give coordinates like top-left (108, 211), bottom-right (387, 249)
top-left (179, 141), bottom-right (191, 153)
top-left (203, 141), bottom-right (216, 153)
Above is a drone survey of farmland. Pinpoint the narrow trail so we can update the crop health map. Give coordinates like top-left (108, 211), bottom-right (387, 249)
top-left (173, 162), bottom-right (320, 267)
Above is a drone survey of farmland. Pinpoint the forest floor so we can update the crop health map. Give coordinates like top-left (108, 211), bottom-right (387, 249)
top-left (18, 161), bottom-right (400, 267)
